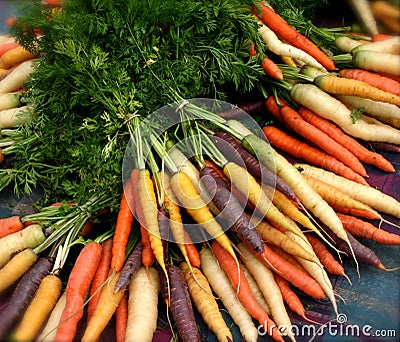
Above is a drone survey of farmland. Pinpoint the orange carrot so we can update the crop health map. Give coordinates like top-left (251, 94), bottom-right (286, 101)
top-left (261, 56), bottom-right (283, 80)
top-left (279, 105), bottom-right (368, 177)
top-left (0, 42), bottom-right (20, 57)
top-left (211, 240), bottom-right (283, 342)
top-left (87, 237), bottom-right (113, 321)
top-left (55, 242), bottom-right (103, 342)
top-left (273, 273), bottom-right (309, 320)
top-left (115, 292), bottom-right (128, 342)
top-left (0, 215), bottom-right (24, 239)
top-left (338, 68), bottom-right (400, 96)
top-left (111, 192), bottom-right (135, 272)
top-left (248, 241), bottom-right (326, 300)
top-left (331, 204), bottom-right (380, 220)
top-left (314, 74), bottom-right (400, 106)
top-left (297, 106), bottom-right (395, 173)
top-left (305, 234), bottom-right (347, 277)
top-left (254, 2), bottom-right (336, 70)
top-left (0, 46), bottom-right (37, 69)
top-left (184, 230), bottom-right (201, 268)
top-left (337, 213), bottom-right (400, 245)
top-left (262, 125), bottom-right (369, 185)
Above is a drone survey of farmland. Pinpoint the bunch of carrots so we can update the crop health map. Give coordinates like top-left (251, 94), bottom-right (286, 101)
top-left (0, 0), bottom-right (399, 341)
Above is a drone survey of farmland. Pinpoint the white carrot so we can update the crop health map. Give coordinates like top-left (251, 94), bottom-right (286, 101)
top-left (352, 51), bottom-right (400, 76)
top-left (0, 105), bottom-right (33, 128)
top-left (125, 266), bottom-right (160, 342)
top-left (200, 248), bottom-right (259, 342)
top-left (335, 94), bottom-right (400, 129)
top-left (238, 242), bottom-right (296, 342)
top-left (352, 36), bottom-right (400, 55)
top-left (290, 83), bottom-right (400, 144)
top-left (0, 59), bottom-right (36, 94)
top-left (334, 36), bottom-right (365, 53)
top-left (295, 163), bottom-right (400, 218)
top-left (256, 19), bottom-right (326, 71)
top-left (346, 0), bottom-right (379, 35)
top-left (0, 92), bottom-right (23, 111)
top-left (0, 224), bottom-right (45, 268)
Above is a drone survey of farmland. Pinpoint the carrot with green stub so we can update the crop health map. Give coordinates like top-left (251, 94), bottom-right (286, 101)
top-left (352, 50), bottom-right (400, 77)
top-left (297, 106), bottom-right (395, 173)
top-left (0, 256), bottom-right (53, 341)
top-left (12, 273), bottom-right (62, 342)
top-left (212, 240), bottom-right (283, 342)
top-left (55, 242), bottom-right (103, 342)
top-left (314, 73), bottom-right (400, 106)
top-left (290, 83), bottom-right (400, 145)
top-left (181, 261), bottom-right (233, 342)
top-left (0, 92), bottom-right (23, 111)
top-left (0, 223), bottom-right (45, 268)
top-left (254, 1), bottom-right (336, 70)
top-left (262, 125), bottom-right (369, 184)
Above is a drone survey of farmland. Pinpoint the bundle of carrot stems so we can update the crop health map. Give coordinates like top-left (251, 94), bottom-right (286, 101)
top-left (0, 0), bottom-right (399, 341)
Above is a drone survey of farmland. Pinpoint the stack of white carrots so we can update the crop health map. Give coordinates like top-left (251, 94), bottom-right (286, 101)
top-left (0, 1), bottom-right (399, 342)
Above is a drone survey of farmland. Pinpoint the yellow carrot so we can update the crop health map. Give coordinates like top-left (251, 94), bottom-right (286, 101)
top-left (0, 248), bottom-right (38, 293)
top-left (170, 170), bottom-right (238, 264)
top-left (222, 161), bottom-right (304, 240)
top-left (181, 262), bottom-right (233, 342)
top-left (314, 74), bottom-right (400, 106)
top-left (13, 274), bottom-right (62, 342)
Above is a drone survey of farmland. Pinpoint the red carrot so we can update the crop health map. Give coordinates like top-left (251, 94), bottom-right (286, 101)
top-left (279, 105), bottom-right (368, 176)
top-left (0, 215), bottom-right (24, 239)
top-left (331, 204), bottom-right (380, 220)
top-left (87, 238), bottom-right (113, 321)
top-left (115, 292), bottom-right (128, 342)
top-left (297, 106), bottom-right (395, 173)
top-left (261, 56), bottom-right (283, 80)
top-left (338, 68), bottom-right (400, 96)
top-left (184, 230), bottom-right (201, 268)
top-left (254, 2), bottom-right (336, 70)
top-left (55, 242), bottom-right (103, 342)
top-left (111, 192), bottom-right (135, 272)
top-left (337, 213), bottom-right (400, 245)
top-left (262, 125), bottom-right (369, 185)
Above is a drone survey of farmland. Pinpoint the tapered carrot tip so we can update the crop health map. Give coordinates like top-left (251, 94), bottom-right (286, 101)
top-left (378, 263), bottom-right (400, 272)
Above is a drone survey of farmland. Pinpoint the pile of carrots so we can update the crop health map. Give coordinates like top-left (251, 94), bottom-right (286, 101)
top-left (0, 1), bottom-right (399, 342)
